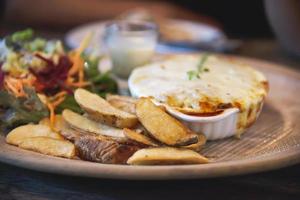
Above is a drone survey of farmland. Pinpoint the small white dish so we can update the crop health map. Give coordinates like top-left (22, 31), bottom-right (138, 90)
top-left (165, 105), bottom-right (240, 140)
top-left (151, 100), bottom-right (240, 140)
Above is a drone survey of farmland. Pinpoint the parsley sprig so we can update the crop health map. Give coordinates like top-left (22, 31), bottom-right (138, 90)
top-left (187, 53), bottom-right (210, 80)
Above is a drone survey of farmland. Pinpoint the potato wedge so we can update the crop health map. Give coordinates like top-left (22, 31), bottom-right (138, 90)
top-left (136, 98), bottom-right (198, 146)
top-left (127, 147), bottom-right (209, 165)
top-left (182, 133), bottom-right (206, 151)
top-left (62, 109), bottom-right (125, 138)
top-left (123, 128), bottom-right (158, 146)
top-left (106, 94), bottom-right (137, 114)
top-left (19, 137), bottom-right (76, 158)
top-left (74, 89), bottom-right (138, 128)
top-left (6, 124), bottom-right (63, 146)
top-left (39, 115), bottom-right (66, 132)
top-left (39, 117), bottom-right (51, 126)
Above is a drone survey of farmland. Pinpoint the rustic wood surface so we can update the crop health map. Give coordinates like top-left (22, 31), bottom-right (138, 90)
top-left (0, 29), bottom-right (300, 199)
top-left (1, 162), bottom-right (300, 200)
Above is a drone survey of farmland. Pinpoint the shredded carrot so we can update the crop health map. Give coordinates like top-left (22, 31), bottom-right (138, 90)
top-left (45, 91), bottom-right (67, 131)
top-left (4, 80), bottom-right (24, 97)
top-left (54, 91), bottom-right (67, 99)
top-left (52, 96), bottom-right (66, 107)
top-left (68, 52), bottom-right (83, 76)
top-left (67, 81), bottom-right (91, 88)
top-left (4, 75), bottom-right (36, 97)
top-left (67, 32), bottom-right (93, 89)
top-left (21, 74), bottom-right (36, 85)
top-left (4, 77), bottom-right (25, 97)
top-left (46, 102), bottom-right (56, 131)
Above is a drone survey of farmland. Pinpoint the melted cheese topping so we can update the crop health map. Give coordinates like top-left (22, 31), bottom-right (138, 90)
top-left (128, 55), bottom-right (268, 136)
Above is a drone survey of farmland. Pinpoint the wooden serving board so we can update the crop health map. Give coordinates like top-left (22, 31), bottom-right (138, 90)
top-left (0, 55), bottom-right (299, 180)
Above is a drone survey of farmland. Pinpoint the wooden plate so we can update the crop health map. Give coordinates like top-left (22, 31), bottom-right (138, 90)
top-left (0, 55), bottom-right (300, 180)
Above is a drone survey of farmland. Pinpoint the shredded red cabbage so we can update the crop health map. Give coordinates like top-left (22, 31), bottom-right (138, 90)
top-left (0, 63), bottom-right (4, 90)
top-left (30, 54), bottom-right (72, 95)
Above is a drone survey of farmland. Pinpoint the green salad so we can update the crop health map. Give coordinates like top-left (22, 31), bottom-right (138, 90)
top-left (0, 29), bottom-right (118, 130)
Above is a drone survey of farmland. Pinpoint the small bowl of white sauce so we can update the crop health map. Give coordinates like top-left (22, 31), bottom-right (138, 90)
top-left (104, 20), bottom-right (158, 78)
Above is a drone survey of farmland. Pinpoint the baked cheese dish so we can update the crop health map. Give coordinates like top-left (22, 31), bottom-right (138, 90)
top-left (128, 54), bottom-right (268, 136)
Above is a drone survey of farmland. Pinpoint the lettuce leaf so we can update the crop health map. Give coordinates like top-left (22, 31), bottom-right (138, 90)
top-left (0, 87), bottom-right (49, 129)
top-left (55, 95), bottom-right (83, 114)
top-left (83, 54), bottom-right (118, 97)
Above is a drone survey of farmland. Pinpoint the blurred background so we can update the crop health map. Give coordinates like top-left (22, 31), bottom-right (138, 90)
top-left (1, 0), bottom-right (300, 66)
top-left (0, 0), bottom-right (272, 38)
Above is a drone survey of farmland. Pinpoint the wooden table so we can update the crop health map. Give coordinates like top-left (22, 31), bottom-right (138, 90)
top-left (0, 29), bottom-right (300, 199)
top-left (1, 162), bottom-right (300, 200)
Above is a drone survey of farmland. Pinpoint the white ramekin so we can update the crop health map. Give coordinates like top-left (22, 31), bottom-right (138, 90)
top-left (164, 105), bottom-right (239, 140)
top-left (155, 100), bottom-right (264, 140)
top-left (150, 100), bottom-right (238, 140)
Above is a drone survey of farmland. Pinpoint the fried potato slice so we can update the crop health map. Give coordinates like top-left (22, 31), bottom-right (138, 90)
top-left (182, 133), bottom-right (206, 151)
top-left (62, 109), bottom-right (125, 138)
top-left (127, 147), bottom-right (209, 165)
top-left (106, 94), bottom-right (137, 115)
top-left (39, 115), bottom-right (66, 132)
top-left (74, 89), bottom-right (138, 128)
top-left (123, 128), bottom-right (158, 147)
top-left (6, 124), bottom-right (63, 146)
top-left (39, 117), bottom-right (51, 126)
top-left (19, 137), bottom-right (76, 158)
top-left (136, 98), bottom-right (198, 146)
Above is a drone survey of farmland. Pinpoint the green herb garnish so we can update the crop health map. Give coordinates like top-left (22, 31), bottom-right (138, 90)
top-left (187, 70), bottom-right (200, 80)
top-left (203, 68), bottom-right (209, 72)
top-left (187, 53), bottom-right (210, 80)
